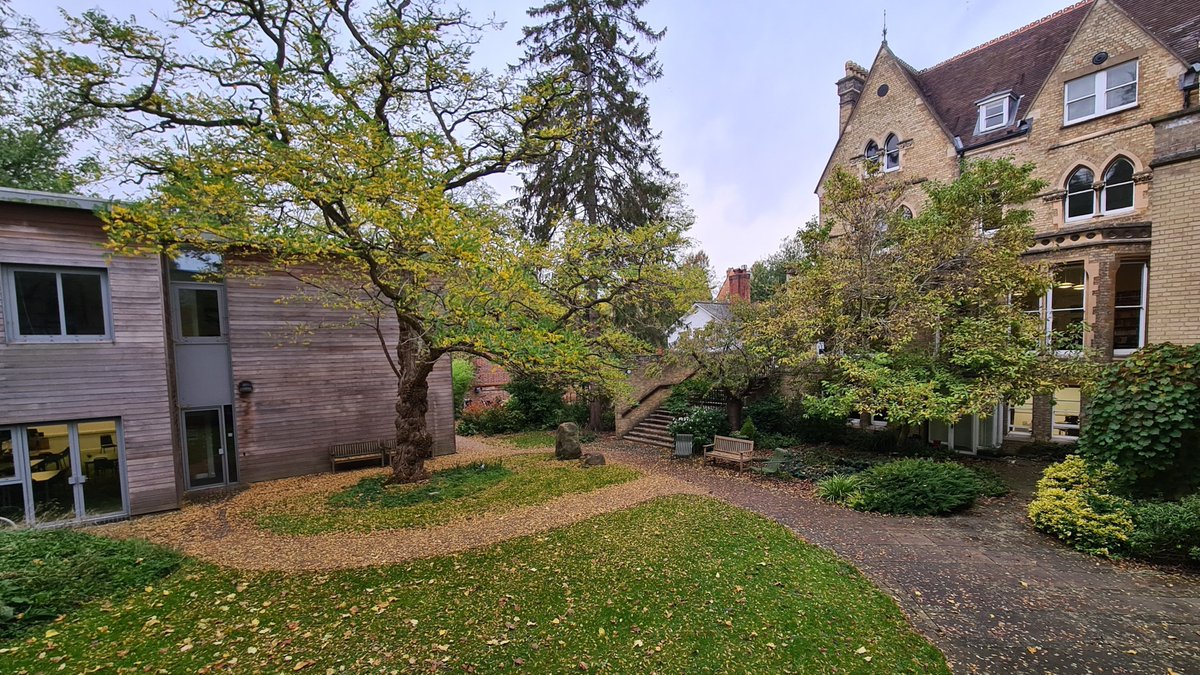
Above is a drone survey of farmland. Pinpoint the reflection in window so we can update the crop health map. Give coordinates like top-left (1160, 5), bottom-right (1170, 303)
top-left (1050, 265), bottom-right (1086, 351)
top-left (1102, 157), bottom-right (1134, 212)
top-left (1052, 387), bottom-right (1082, 439)
top-left (1008, 399), bottom-right (1033, 436)
top-left (864, 140), bottom-right (880, 166)
top-left (8, 267), bottom-right (107, 339)
top-left (884, 134), bottom-right (900, 171)
top-left (1113, 262), bottom-right (1147, 353)
top-left (1065, 167), bottom-right (1095, 220)
top-left (177, 287), bottom-right (224, 338)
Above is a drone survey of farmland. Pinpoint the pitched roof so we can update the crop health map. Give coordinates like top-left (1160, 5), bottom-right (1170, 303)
top-left (898, 0), bottom-right (1198, 144)
top-left (693, 302), bottom-right (733, 322)
top-left (913, 1), bottom-right (1093, 142)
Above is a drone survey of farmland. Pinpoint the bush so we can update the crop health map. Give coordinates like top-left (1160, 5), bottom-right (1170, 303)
top-left (792, 411), bottom-right (848, 444)
top-left (816, 474), bottom-right (860, 505)
top-left (1128, 496), bottom-right (1200, 563)
top-left (457, 400), bottom-right (527, 436)
top-left (850, 459), bottom-right (985, 516)
top-left (745, 396), bottom-right (788, 434)
top-left (970, 467), bottom-right (1010, 498)
top-left (1027, 455), bottom-right (1133, 557)
top-left (0, 530), bottom-right (182, 637)
top-left (667, 406), bottom-right (729, 450)
top-left (451, 357), bottom-right (474, 415)
top-left (505, 377), bottom-right (572, 431)
top-left (757, 432), bottom-right (802, 450)
top-left (1078, 343), bottom-right (1200, 498)
top-left (845, 428), bottom-right (899, 454)
top-left (737, 418), bottom-right (759, 443)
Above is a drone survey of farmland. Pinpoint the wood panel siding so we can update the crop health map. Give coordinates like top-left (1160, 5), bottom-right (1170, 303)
top-left (226, 270), bottom-right (455, 483)
top-left (0, 204), bottom-right (178, 515)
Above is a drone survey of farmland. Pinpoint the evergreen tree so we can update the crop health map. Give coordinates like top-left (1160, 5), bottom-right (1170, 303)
top-left (515, 0), bottom-right (674, 240)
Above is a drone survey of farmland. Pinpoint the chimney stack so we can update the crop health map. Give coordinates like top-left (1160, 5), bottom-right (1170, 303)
top-left (716, 266), bottom-right (751, 303)
top-left (836, 61), bottom-right (868, 132)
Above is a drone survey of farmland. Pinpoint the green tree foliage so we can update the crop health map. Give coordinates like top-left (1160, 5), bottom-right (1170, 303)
top-left (40, 0), bottom-right (694, 483)
top-left (1077, 343), bottom-right (1200, 498)
top-left (514, 0), bottom-right (674, 241)
top-left (758, 159), bottom-right (1087, 438)
top-left (0, 2), bottom-right (98, 191)
top-left (749, 223), bottom-right (811, 302)
top-left (451, 358), bottom-right (475, 415)
top-left (663, 302), bottom-right (776, 428)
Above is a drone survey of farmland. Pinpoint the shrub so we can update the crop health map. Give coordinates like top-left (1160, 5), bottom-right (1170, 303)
top-left (850, 459), bottom-right (984, 516)
top-left (757, 432), bottom-right (802, 450)
top-left (457, 400), bottom-right (526, 436)
top-left (505, 377), bottom-right (572, 431)
top-left (792, 411), bottom-right (848, 444)
top-left (451, 357), bottom-right (474, 415)
top-left (667, 406), bottom-right (729, 449)
top-left (1027, 455), bottom-right (1133, 557)
top-left (816, 474), bottom-right (860, 505)
top-left (1128, 496), bottom-right (1200, 563)
top-left (969, 467), bottom-right (1010, 498)
top-left (845, 428), bottom-right (899, 454)
top-left (1077, 343), bottom-right (1200, 498)
top-left (0, 530), bottom-right (182, 637)
top-left (738, 418), bottom-right (759, 443)
top-left (745, 396), bottom-right (788, 434)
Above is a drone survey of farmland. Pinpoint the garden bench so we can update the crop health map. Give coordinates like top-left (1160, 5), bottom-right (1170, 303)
top-left (703, 435), bottom-right (756, 472)
top-left (329, 438), bottom-right (396, 472)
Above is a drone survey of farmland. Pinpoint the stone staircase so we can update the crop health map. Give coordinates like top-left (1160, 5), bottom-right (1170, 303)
top-left (622, 408), bottom-right (676, 448)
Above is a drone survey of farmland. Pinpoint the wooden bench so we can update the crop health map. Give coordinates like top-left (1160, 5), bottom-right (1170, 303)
top-left (702, 435), bottom-right (756, 472)
top-left (329, 438), bottom-right (396, 472)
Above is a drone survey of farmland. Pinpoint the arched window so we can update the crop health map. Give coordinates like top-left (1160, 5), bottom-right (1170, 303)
top-left (864, 140), bottom-right (879, 165)
top-left (1065, 166), bottom-right (1095, 221)
top-left (1101, 157), bottom-right (1134, 213)
top-left (884, 134), bottom-right (900, 171)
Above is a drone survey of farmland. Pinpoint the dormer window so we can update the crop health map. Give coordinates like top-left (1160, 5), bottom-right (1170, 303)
top-left (975, 93), bottom-right (1014, 133)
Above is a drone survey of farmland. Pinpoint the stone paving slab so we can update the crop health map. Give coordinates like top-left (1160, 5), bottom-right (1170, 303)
top-left (596, 439), bottom-right (1200, 674)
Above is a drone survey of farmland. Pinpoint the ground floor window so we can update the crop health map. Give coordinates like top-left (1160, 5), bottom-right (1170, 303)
top-left (1007, 399), bottom-right (1034, 437)
top-left (1113, 262), bottom-right (1147, 355)
top-left (1052, 387), bottom-right (1082, 439)
top-left (0, 419), bottom-right (126, 526)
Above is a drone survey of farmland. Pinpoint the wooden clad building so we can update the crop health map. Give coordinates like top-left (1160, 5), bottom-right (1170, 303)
top-left (0, 187), bottom-right (455, 526)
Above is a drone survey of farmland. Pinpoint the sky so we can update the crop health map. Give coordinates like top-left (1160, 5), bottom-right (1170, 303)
top-left (16, 0), bottom-right (1076, 283)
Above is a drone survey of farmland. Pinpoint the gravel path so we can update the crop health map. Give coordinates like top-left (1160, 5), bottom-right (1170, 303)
top-left (594, 438), bottom-right (1200, 675)
top-left (101, 440), bottom-right (702, 571)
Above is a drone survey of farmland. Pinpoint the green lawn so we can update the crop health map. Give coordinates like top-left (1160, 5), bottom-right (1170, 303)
top-left (494, 430), bottom-right (558, 449)
top-left (1, 495), bottom-right (947, 673)
top-left (254, 454), bottom-right (640, 535)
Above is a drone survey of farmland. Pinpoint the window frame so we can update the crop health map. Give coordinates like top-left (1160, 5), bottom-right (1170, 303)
top-left (1063, 59), bottom-right (1139, 126)
top-left (171, 282), bottom-right (229, 345)
top-left (1047, 264), bottom-right (1087, 356)
top-left (1112, 261), bottom-right (1148, 357)
top-left (1064, 166), bottom-right (1096, 223)
top-left (1100, 157), bottom-right (1135, 216)
top-left (1005, 399), bottom-right (1034, 438)
top-left (883, 134), bottom-right (900, 172)
top-left (978, 97), bottom-right (1009, 133)
top-left (1050, 387), bottom-right (1082, 441)
top-left (1, 265), bottom-right (113, 344)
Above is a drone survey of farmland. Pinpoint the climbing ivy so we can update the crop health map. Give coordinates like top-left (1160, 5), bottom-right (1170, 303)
top-left (1078, 343), bottom-right (1200, 498)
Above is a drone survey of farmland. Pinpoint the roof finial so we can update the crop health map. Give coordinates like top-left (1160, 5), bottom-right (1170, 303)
top-left (882, 9), bottom-right (888, 45)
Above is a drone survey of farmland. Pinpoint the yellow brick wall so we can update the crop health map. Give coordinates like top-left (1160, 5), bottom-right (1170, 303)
top-left (1146, 156), bottom-right (1200, 344)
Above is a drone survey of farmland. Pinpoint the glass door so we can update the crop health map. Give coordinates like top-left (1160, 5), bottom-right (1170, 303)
top-left (27, 423), bottom-right (76, 523)
top-left (183, 407), bottom-right (237, 489)
top-left (0, 429), bottom-right (25, 526)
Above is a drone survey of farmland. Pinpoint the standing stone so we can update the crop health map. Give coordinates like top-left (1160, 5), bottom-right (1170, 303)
top-left (555, 422), bottom-right (582, 460)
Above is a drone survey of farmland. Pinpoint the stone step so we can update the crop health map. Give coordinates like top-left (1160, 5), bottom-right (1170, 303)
top-left (636, 419), bottom-right (672, 431)
top-left (624, 432), bottom-right (673, 448)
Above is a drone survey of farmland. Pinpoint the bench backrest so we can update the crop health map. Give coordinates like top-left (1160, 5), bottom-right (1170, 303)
top-left (711, 435), bottom-right (754, 454)
top-left (330, 438), bottom-right (395, 457)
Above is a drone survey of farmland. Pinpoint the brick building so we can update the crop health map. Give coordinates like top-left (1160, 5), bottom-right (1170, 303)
top-left (819, 0), bottom-right (1200, 451)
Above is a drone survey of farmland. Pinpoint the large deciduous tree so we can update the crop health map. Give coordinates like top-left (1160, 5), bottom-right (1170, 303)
top-left (758, 159), bottom-right (1088, 440)
top-left (40, 0), bottom-right (694, 483)
top-left (0, 2), bottom-right (98, 191)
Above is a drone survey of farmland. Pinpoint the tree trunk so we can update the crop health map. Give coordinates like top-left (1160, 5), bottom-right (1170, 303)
top-left (389, 328), bottom-right (435, 484)
top-left (727, 397), bottom-right (744, 431)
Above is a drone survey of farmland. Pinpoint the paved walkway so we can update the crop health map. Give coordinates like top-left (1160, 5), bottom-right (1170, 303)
top-left (598, 440), bottom-right (1200, 674)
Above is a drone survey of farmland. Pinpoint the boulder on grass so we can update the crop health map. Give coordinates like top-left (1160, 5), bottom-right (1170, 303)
top-left (555, 422), bottom-right (582, 460)
top-left (580, 453), bottom-right (606, 467)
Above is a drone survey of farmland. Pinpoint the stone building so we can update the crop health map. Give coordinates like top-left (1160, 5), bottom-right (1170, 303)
top-left (819, 0), bottom-right (1200, 451)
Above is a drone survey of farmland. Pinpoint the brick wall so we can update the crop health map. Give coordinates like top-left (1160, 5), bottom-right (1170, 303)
top-left (1147, 110), bottom-right (1200, 344)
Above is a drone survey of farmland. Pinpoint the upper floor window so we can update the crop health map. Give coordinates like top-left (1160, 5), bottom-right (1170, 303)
top-left (978, 96), bottom-right (1009, 133)
top-left (1048, 264), bottom-right (1086, 352)
top-left (883, 134), bottom-right (900, 171)
top-left (864, 140), bottom-right (880, 167)
top-left (1064, 59), bottom-right (1138, 124)
top-left (1101, 157), bottom-right (1134, 213)
top-left (2, 266), bottom-right (111, 343)
top-left (1065, 166), bottom-right (1095, 221)
top-left (1065, 157), bottom-right (1136, 222)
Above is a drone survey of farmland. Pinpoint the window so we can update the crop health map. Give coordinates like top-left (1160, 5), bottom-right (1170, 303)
top-left (1007, 399), bottom-right (1033, 436)
top-left (864, 140), bottom-right (880, 167)
top-left (1101, 157), bottom-right (1134, 213)
top-left (1065, 166), bottom-right (1095, 221)
top-left (1049, 265), bottom-right (1086, 352)
top-left (883, 134), bottom-right (900, 171)
top-left (2, 266), bottom-right (110, 342)
top-left (173, 285), bottom-right (226, 341)
top-left (978, 97), bottom-right (1008, 132)
top-left (1052, 387), bottom-right (1082, 439)
top-left (1113, 262), bottom-right (1147, 355)
top-left (1064, 59), bottom-right (1138, 124)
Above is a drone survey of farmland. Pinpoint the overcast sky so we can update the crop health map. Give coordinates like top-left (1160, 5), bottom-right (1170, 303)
top-left (17, 0), bottom-right (1075, 282)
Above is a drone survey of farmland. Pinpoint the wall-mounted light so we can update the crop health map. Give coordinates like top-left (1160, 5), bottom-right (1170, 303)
top-left (237, 380), bottom-right (254, 395)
